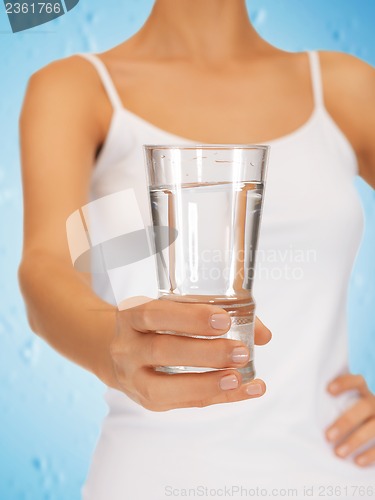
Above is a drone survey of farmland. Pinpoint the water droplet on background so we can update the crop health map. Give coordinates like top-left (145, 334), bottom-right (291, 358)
top-left (353, 273), bottom-right (364, 288)
top-left (332, 29), bottom-right (343, 42)
top-left (0, 315), bottom-right (13, 335)
top-left (85, 11), bottom-right (95, 24)
top-left (0, 188), bottom-right (14, 206)
top-left (67, 389), bottom-right (81, 405)
top-left (251, 8), bottom-right (267, 27)
top-left (32, 456), bottom-right (48, 473)
top-left (20, 338), bottom-right (40, 366)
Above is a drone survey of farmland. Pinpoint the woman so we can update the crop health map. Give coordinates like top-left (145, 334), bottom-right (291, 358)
top-left (19, 0), bottom-right (375, 498)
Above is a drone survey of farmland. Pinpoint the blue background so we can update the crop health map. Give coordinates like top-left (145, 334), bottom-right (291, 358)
top-left (0, 1), bottom-right (374, 498)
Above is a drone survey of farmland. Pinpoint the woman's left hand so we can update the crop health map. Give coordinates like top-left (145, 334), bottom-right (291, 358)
top-left (325, 374), bottom-right (375, 467)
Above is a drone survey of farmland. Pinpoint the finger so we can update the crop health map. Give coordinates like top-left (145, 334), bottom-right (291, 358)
top-left (141, 332), bottom-right (251, 369)
top-left (127, 300), bottom-right (272, 345)
top-left (327, 374), bottom-right (369, 397)
top-left (129, 299), bottom-right (232, 336)
top-left (254, 316), bottom-right (272, 346)
top-left (209, 378), bottom-right (266, 406)
top-left (133, 368), bottom-right (266, 411)
top-left (334, 418), bottom-right (375, 459)
top-left (326, 399), bottom-right (374, 443)
top-left (355, 446), bottom-right (375, 467)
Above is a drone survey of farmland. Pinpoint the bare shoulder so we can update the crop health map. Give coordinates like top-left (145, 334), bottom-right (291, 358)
top-left (319, 50), bottom-right (375, 88)
top-left (19, 56), bottom-right (111, 248)
top-left (317, 51), bottom-right (375, 183)
top-left (20, 55), bottom-right (109, 142)
top-left (24, 55), bottom-right (97, 107)
top-left (318, 50), bottom-right (375, 111)
top-left (317, 51), bottom-right (375, 157)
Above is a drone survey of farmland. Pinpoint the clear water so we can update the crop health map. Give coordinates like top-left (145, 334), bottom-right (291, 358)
top-left (149, 181), bottom-right (264, 382)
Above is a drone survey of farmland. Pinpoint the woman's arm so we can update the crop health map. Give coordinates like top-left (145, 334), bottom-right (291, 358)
top-left (19, 57), bottom-right (271, 409)
top-left (19, 57), bottom-right (119, 387)
top-left (322, 51), bottom-right (375, 466)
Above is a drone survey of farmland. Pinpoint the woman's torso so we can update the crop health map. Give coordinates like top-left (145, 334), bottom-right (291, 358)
top-left (80, 50), bottom-right (373, 499)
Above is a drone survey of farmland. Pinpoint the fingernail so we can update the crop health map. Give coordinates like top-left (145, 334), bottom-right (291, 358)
top-left (232, 347), bottom-right (249, 364)
top-left (356, 456), bottom-right (368, 466)
top-left (336, 444), bottom-right (350, 457)
top-left (219, 374), bottom-right (239, 391)
top-left (210, 314), bottom-right (231, 330)
top-left (326, 427), bottom-right (340, 441)
top-left (246, 383), bottom-right (263, 396)
top-left (328, 382), bottom-right (339, 393)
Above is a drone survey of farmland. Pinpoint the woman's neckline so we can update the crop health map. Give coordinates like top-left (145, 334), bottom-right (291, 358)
top-left (115, 101), bottom-right (321, 146)
top-left (91, 49), bottom-right (323, 148)
top-left (95, 100), bottom-right (357, 173)
top-left (89, 49), bottom-right (330, 167)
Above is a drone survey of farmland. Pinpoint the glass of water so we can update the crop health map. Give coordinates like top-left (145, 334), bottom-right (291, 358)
top-left (144, 145), bottom-right (269, 382)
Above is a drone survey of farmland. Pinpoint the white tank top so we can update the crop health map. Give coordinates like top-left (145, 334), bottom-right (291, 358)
top-left (79, 51), bottom-right (374, 499)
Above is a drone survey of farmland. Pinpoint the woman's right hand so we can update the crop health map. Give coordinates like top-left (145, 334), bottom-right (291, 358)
top-left (110, 297), bottom-right (272, 411)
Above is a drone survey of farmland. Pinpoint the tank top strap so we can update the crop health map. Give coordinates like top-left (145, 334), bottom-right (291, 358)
top-left (307, 50), bottom-right (324, 109)
top-left (78, 53), bottom-right (123, 110)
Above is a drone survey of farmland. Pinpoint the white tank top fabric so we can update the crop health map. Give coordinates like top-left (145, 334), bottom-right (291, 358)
top-left (79, 51), bottom-right (374, 499)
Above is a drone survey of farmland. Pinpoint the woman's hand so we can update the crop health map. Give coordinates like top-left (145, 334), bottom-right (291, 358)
top-left (110, 297), bottom-right (271, 411)
top-left (325, 374), bottom-right (375, 467)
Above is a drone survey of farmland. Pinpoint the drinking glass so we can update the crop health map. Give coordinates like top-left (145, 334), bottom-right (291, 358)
top-left (144, 145), bottom-right (269, 381)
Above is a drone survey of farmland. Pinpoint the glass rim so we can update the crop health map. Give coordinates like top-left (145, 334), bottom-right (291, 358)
top-left (143, 144), bottom-right (270, 151)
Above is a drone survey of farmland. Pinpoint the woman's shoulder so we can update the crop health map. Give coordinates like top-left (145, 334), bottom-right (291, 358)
top-left (317, 50), bottom-right (375, 166)
top-left (317, 50), bottom-right (374, 115)
top-left (21, 54), bottom-right (109, 140)
top-left (26, 54), bottom-right (102, 100)
top-left (318, 50), bottom-right (374, 90)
